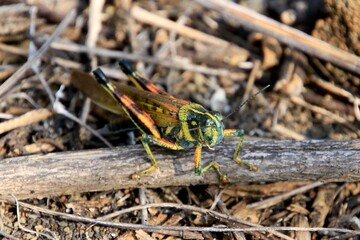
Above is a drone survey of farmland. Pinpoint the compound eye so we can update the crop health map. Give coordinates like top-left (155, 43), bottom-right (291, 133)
top-left (204, 119), bottom-right (215, 135)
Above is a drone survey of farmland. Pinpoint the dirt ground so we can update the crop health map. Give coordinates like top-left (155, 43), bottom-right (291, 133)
top-left (0, 0), bottom-right (359, 239)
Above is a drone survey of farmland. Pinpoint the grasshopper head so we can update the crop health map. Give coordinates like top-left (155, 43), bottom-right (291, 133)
top-left (201, 112), bottom-right (224, 148)
top-left (179, 104), bottom-right (225, 148)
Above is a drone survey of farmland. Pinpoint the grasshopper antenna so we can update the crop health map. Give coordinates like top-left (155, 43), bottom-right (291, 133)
top-left (224, 85), bottom-right (270, 119)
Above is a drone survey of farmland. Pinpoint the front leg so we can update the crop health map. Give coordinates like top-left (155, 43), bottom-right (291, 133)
top-left (132, 134), bottom-right (183, 179)
top-left (223, 129), bottom-right (258, 171)
top-left (194, 144), bottom-right (227, 182)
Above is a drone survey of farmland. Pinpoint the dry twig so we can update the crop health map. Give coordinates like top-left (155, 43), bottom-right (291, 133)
top-left (195, 0), bottom-right (360, 74)
top-left (0, 140), bottom-right (358, 199)
top-left (0, 9), bottom-right (76, 98)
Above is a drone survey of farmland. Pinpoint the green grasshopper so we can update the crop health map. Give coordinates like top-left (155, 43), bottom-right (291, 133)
top-left (71, 60), bottom-right (262, 181)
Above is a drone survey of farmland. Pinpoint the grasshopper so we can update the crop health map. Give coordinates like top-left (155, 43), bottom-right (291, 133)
top-left (71, 60), bottom-right (258, 181)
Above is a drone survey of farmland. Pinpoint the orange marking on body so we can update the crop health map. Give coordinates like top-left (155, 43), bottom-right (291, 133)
top-left (120, 95), bottom-right (161, 138)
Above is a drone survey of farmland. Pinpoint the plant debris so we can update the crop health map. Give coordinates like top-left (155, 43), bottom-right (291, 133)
top-left (0, 0), bottom-right (359, 239)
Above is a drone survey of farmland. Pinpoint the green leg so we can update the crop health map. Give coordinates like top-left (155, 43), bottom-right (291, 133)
top-left (194, 144), bottom-right (228, 182)
top-left (131, 134), bottom-right (183, 179)
top-left (224, 129), bottom-right (258, 171)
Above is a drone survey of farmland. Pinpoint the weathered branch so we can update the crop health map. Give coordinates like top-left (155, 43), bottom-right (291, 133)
top-left (1, 140), bottom-right (359, 199)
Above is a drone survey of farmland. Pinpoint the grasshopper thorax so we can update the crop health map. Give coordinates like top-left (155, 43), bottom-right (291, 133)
top-left (178, 104), bottom-right (224, 149)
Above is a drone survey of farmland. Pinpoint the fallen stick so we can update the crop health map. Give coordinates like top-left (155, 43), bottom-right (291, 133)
top-left (195, 0), bottom-right (360, 74)
top-left (0, 139), bottom-right (359, 200)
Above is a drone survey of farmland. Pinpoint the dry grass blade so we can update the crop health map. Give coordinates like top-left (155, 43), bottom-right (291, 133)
top-left (4, 201), bottom-right (358, 238)
top-left (0, 108), bottom-right (52, 135)
top-left (50, 41), bottom-right (238, 77)
top-left (131, 6), bottom-right (229, 47)
top-left (195, 0), bottom-right (360, 74)
top-left (247, 181), bottom-right (326, 210)
top-left (0, 9), bottom-right (76, 98)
